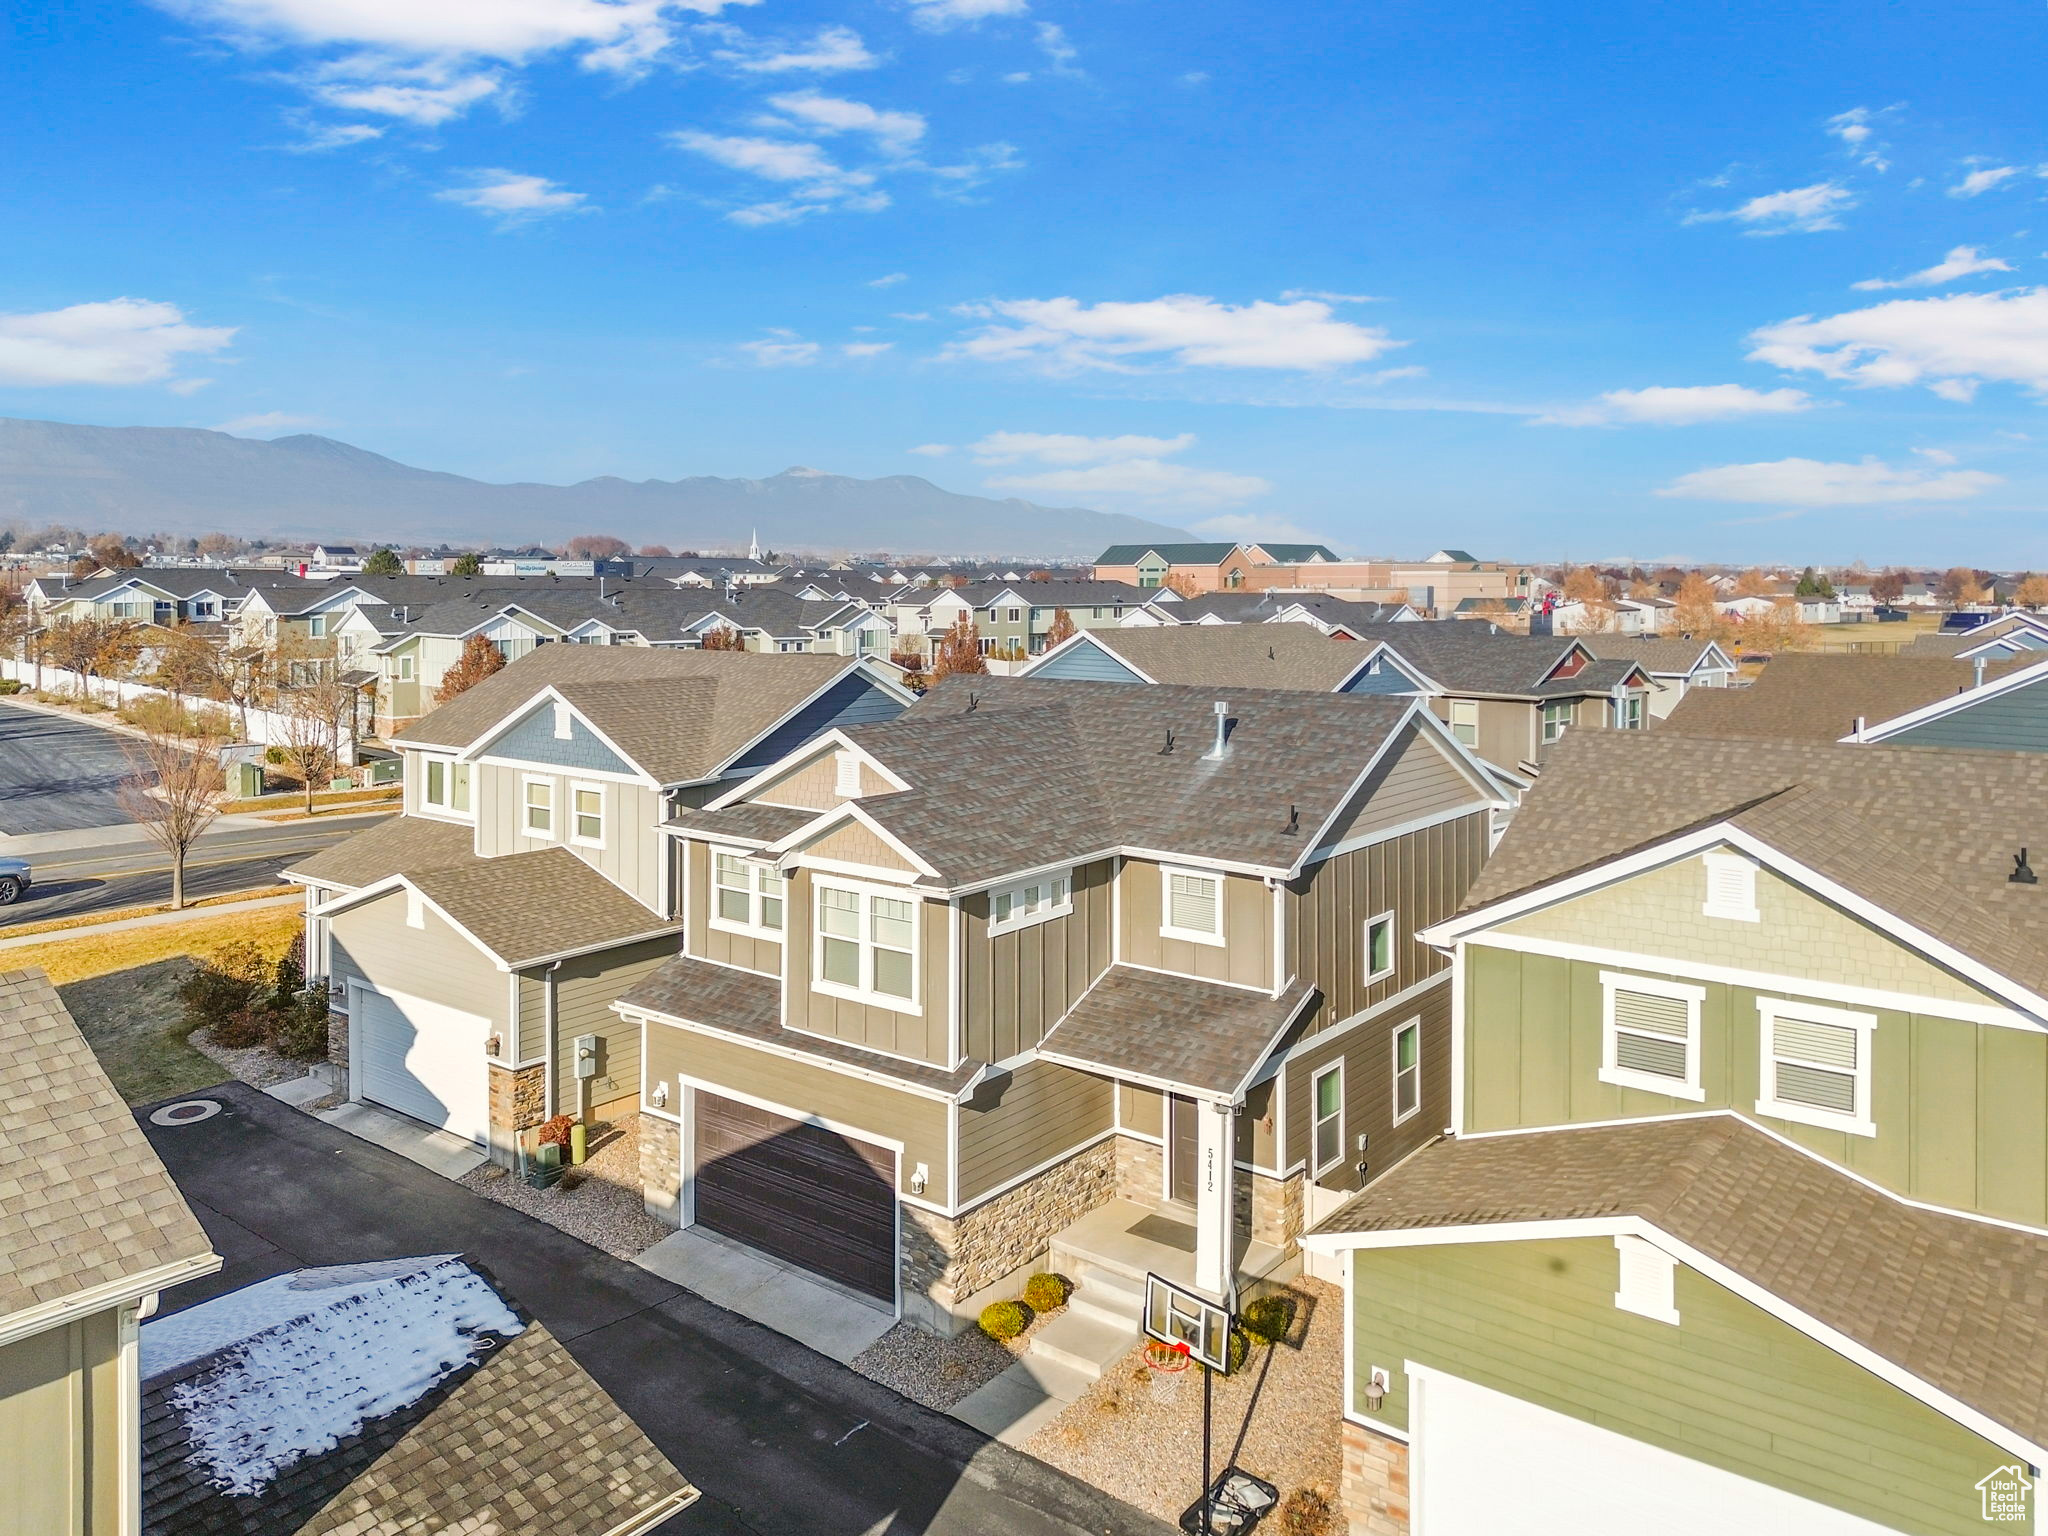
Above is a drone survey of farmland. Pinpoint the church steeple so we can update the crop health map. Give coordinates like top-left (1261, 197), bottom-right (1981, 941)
top-left (748, 527), bottom-right (761, 562)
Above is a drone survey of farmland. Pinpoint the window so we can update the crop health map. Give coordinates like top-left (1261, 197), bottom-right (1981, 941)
top-left (420, 757), bottom-right (471, 815)
top-left (1311, 1063), bottom-right (1344, 1175)
top-left (1701, 850), bottom-right (1759, 922)
top-left (396, 654), bottom-right (416, 682)
top-left (1448, 699), bottom-right (1478, 748)
top-left (308, 615), bottom-right (327, 638)
top-left (834, 750), bottom-right (862, 798)
top-left (523, 778), bottom-right (554, 837)
top-left (814, 881), bottom-right (919, 1009)
top-left (1008, 607), bottom-right (1022, 622)
top-left (989, 870), bottom-right (1073, 935)
top-left (711, 850), bottom-right (785, 936)
top-left (572, 784), bottom-right (604, 845)
top-left (1092, 607), bottom-right (1103, 619)
top-left (1613, 692), bottom-right (1645, 731)
top-left (1613, 1235), bottom-right (1680, 1325)
top-left (1540, 700), bottom-right (1572, 744)
top-left (1160, 866), bottom-right (1224, 946)
top-left (1392, 1020), bottom-right (1421, 1123)
top-left (1365, 912), bottom-right (1396, 983)
top-left (1756, 999), bottom-right (1875, 1136)
top-left (1598, 972), bottom-right (1705, 1100)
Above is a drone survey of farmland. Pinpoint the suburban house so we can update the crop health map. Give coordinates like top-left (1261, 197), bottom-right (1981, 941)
top-left (0, 967), bottom-right (219, 1534)
top-left (1664, 653), bottom-right (2030, 744)
top-left (286, 648), bottom-right (914, 1164)
top-left (881, 580), bottom-right (1168, 659)
top-left (1842, 654), bottom-right (2048, 752)
top-left (1092, 541), bottom-right (1344, 592)
top-left (617, 675), bottom-right (1510, 1335)
top-left (1903, 609), bottom-right (2048, 660)
top-left (24, 568), bottom-right (293, 629)
top-left (1123, 590), bottom-right (1419, 633)
top-left (1576, 635), bottom-right (1736, 717)
top-left (1305, 729), bottom-right (2048, 1536)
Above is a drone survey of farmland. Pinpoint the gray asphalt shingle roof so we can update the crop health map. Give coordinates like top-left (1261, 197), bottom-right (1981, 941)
top-left (1662, 652), bottom-right (2029, 742)
top-left (409, 849), bottom-right (677, 966)
top-left (284, 815), bottom-right (475, 890)
top-left (1052, 624), bottom-right (1378, 692)
top-left (1039, 969), bottom-right (1316, 1097)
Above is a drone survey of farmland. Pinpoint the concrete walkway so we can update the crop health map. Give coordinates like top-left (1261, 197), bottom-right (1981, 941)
top-left (635, 1226), bottom-right (895, 1365)
top-left (0, 890), bottom-right (303, 950)
top-left (313, 1100), bottom-right (489, 1179)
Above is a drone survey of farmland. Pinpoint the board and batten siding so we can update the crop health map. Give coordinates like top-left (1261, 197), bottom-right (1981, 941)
top-left (641, 1019), bottom-right (951, 1204)
top-left (1424, 695), bottom-right (1538, 771)
top-left (328, 891), bottom-right (509, 1031)
top-left (783, 868), bottom-right (953, 1065)
top-left (513, 936), bottom-right (673, 1115)
top-left (961, 858), bottom-right (1113, 1062)
top-left (1280, 977), bottom-right (1449, 1188)
top-left (684, 840), bottom-right (783, 975)
top-left (473, 763), bottom-right (666, 912)
top-left (0, 1308), bottom-right (125, 1536)
top-left (1024, 641), bottom-right (1148, 683)
top-left (956, 1059), bottom-right (1115, 1203)
top-left (1348, 1236), bottom-right (2004, 1536)
top-left (1465, 945), bottom-right (2048, 1226)
top-left (1887, 673), bottom-right (2048, 753)
top-left (1118, 862), bottom-right (1272, 989)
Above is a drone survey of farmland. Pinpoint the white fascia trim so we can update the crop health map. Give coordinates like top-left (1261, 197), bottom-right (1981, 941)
top-left (1363, 640), bottom-right (1449, 696)
top-left (1333, 642), bottom-right (1432, 695)
top-left (1297, 801), bottom-right (1497, 870)
top-left (311, 875), bottom-right (513, 971)
top-left (613, 1005), bottom-right (959, 1103)
top-left (515, 924), bottom-right (681, 970)
top-left (1036, 1048), bottom-right (1237, 1107)
top-left (769, 799), bottom-right (942, 879)
top-left (700, 659), bottom-right (916, 787)
top-left (1850, 653), bottom-right (2048, 743)
top-left (1273, 976), bottom-right (1451, 1066)
top-left (460, 686), bottom-right (661, 788)
top-left (706, 727), bottom-right (912, 811)
top-left (0, 1252), bottom-right (223, 1350)
top-left (596, 1490), bottom-right (700, 1536)
top-left (473, 754), bottom-right (649, 789)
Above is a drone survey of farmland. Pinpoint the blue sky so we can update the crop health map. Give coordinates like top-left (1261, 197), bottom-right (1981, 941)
top-left (4, 0), bottom-right (2047, 563)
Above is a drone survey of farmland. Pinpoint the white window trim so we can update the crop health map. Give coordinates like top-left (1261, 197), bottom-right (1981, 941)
top-left (570, 781), bottom-right (605, 849)
top-left (1448, 698), bottom-right (1478, 748)
top-left (1755, 997), bottom-right (1877, 1138)
top-left (1310, 1061), bottom-right (1345, 1177)
top-left (707, 846), bottom-right (786, 941)
top-left (1540, 699), bottom-right (1571, 744)
top-left (1613, 1234), bottom-right (1681, 1325)
top-left (988, 868), bottom-right (1074, 937)
top-left (1391, 1018), bottom-right (1421, 1125)
top-left (395, 654), bottom-right (416, 682)
top-left (416, 754), bottom-right (473, 822)
top-left (1364, 910), bottom-right (1397, 985)
top-left (1701, 849), bottom-right (1760, 923)
top-left (1598, 970), bottom-right (1707, 1101)
top-left (812, 876), bottom-right (923, 1016)
top-left (1160, 864), bottom-right (1226, 948)
top-left (522, 775), bottom-right (556, 840)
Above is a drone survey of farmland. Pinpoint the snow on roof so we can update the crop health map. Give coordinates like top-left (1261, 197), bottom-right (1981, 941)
top-left (142, 1255), bottom-right (522, 1498)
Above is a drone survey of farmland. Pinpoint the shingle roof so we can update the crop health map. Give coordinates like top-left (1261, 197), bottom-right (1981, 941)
top-left (1361, 623), bottom-right (1641, 698)
top-left (284, 815), bottom-right (474, 890)
top-left (1166, 592), bottom-right (1412, 629)
top-left (1095, 542), bottom-right (1244, 565)
top-left (665, 802), bottom-right (818, 845)
top-left (1311, 1116), bottom-right (2048, 1450)
top-left (393, 646), bottom-right (870, 784)
top-left (409, 849), bottom-right (677, 966)
top-left (0, 969), bottom-right (214, 1319)
top-left (1039, 969), bottom-right (1316, 1097)
top-left (1575, 635), bottom-right (1728, 676)
top-left (619, 954), bottom-right (980, 1093)
top-left (1456, 729), bottom-right (2048, 999)
top-left (1662, 652), bottom-right (2029, 741)
top-left (1051, 624), bottom-right (1377, 692)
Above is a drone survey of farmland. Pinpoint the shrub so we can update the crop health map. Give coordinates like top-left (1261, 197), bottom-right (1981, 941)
top-left (1199, 1326), bottom-right (1251, 1377)
top-left (176, 943), bottom-right (267, 1033)
top-left (1021, 1273), bottom-right (1068, 1313)
top-left (1239, 1293), bottom-right (1296, 1346)
top-left (978, 1300), bottom-right (1029, 1341)
top-left (271, 949), bottom-right (305, 1010)
top-left (537, 1114), bottom-right (576, 1148)
top-left (267, 993), bottom-right (331, 1061)
top-left (0, 679), bottom-right (21, 695)
top-left (264, 745), bottom-right (285, 764)
top-left (1275, 1485), bottom-right (1339, 1536)
top-left (208, 1005), bottom-right (272, 1049)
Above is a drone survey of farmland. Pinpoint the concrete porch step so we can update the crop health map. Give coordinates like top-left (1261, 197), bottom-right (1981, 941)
top-left (1067, 1262), bottom-right (1145, 1329)
top-left (1029, 1307), bottom-right (1139, 1382)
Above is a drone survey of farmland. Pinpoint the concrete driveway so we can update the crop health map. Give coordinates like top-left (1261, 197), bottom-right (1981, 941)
top-left (140, 1084), bottom-right (1173, 1536)
top-left (0, 700), bottom-right (144, 834)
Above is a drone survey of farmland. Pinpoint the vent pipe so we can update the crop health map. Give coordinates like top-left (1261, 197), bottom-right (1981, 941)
top-left (1974, 655), bottom-right (1988, 689)
top-left (1204, 700), bottom-right (1231, 760)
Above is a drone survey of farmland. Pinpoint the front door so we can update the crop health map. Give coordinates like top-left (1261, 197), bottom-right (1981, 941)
top-left (1169, 1093), bottom-right (1198, 1205)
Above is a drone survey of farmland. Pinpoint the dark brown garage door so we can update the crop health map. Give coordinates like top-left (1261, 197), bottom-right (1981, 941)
top-left (693, 1092), bottom-right (897, 1302)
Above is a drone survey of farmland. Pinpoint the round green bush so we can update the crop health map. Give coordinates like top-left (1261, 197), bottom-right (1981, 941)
top-left (978, 1300), bottom-right (1029, 1341)
top-left (1239, 1293), bottom-right (1295, 1346)
top-left (1020, 1273), bottom-right (1068, 1313)
top-left (1200, 1326), bottom-right (1251, 1377)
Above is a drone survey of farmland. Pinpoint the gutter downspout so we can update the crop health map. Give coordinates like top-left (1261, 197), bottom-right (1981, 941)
top-left (542, 959), bottom-right (564, 1117)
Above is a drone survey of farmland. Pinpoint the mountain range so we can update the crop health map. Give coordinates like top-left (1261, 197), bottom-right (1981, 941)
top-left (0, 416), bottom-right (1193, 560)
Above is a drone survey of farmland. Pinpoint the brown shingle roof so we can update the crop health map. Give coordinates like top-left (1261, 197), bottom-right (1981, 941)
top-left (285, 815), bottom-right (474, 890)
top-left (1662, 652), bottom-right (2028, 741)
top-left (408, 849), bottom-right (677, 967)
top-left (1575, 635), bottom-right (1728, 676)
top-left (0, 969), bottom-right (215, 1319)
top-left (1312, 1116), bottom-right (2048, 1449)
top-left (1039, 968), bottom-right (1316, 1097)
top-left (1062, 625), bottom-right (1379, 691)
top-left (665, 802), bottom-right (818, 844)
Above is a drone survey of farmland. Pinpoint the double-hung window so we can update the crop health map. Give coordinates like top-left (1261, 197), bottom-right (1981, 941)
top-left (989, 870), bottom-right (1073, 935)
top-left (572, 784), bottom-right (604, 846)
top-left (1598, 971), bottom-right (1705, 1100)
top-left (815, 881), bottom-right (919, 1010)
top-left (308, 614), bottom-right (327, 639)
top-left (1449, 699), bottom-right (1479, 748)
top-left (1756, 999), bottom-right (1875, 1136)
top-left (1364, 912), bottom-right (1396, 984)
top-left (396, 654), bottom-right (416, 682)
top-left (523, 778), bottom-right (554, 837)
top-left (712, 850), bottom-right (785, 937)
top-left (1613, 692), bottom-right (1645, 731)
top-left (1311, 1063), bottom-right (1344, 1175)
top-left (1392, 1019), bottom-right (1421, 1123)
top-left (420, 757), bottom-right (472, 816)
top-left (1160, 866), bottom-right (1225, 947)
top-left (1541, 700), bottom-right (1572, 744)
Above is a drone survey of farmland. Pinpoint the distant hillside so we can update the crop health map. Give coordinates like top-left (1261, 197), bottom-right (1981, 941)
top-left (0, 416), bottom-right (1193, 560)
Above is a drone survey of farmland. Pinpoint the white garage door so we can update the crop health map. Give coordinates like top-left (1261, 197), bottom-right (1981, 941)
top-left (354, 986), bottom-right (491, 1146)
top-left (1411, 1366), bottom-right (1893, 1536)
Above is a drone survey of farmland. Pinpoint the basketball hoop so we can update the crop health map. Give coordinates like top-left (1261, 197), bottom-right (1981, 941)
top-left (1145, 1338), bottom-right (1191, 1373)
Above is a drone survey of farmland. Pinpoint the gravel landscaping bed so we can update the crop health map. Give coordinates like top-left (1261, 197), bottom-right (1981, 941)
top-left (458, 1115), bottom-right (671, 1260)
top-left (1026, 1277), bottom-right (1344, 1534)
top-left (851, 1305), bottom-right (1056, 1411)
top-left (190, 1027), bottom-right (310, 1091)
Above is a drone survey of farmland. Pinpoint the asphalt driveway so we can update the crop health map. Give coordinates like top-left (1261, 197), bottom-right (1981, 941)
top-left (140, 1084), bottom-right (1173, 1536)
top-left (0, 700), bottom-right (144, 834)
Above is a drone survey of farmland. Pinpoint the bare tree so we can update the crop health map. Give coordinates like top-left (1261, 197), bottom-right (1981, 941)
top-left (274, 676), bottom-right (354, 816)
top-left (117, 728), bottom-right (225, 910)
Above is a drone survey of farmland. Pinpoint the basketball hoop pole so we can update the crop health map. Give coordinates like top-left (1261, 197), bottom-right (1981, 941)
top-left (1201, 1354), bottom-right (1213, 1536)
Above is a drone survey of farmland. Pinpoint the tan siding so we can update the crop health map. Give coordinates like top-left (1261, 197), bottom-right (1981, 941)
top-left (642, 1020), bottom-right (951, 1203)
top-left (685, 841), bottom-right (783, 975)
top-left (1119, 1081), bottom-right (1164, 1137)
top-left (1233, 1076), bottom-right (1278, 1168)
top-left (473, 765), bottom-right (663, 910)
top-left (801, 821), bottom-right (917, 873)
top-left (329, 891), bottom-right (509, 1031)
top-left (957, 1059), bottom-right (1114, 1202)
top-left (962, 858), bottom-right (1114, 1062)
top-left (749, 749), bottom-right (894, 808)
top-left (0, 1308), bottom-right (125, 1536)
top-left (1282, 976), bottom-right (1450, 1190)
top-left (515, 937), bottom-right (674, 1118)
top-left (1313, 723), bottom-right (1481, 851)
top-left (784, 869), bottom-right (952, 1065)
top-left (1119, 862), bottom-right (1272, 988)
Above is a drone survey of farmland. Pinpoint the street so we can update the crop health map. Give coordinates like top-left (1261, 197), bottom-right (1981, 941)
top-left (142, 1085), bottom-right (1173, 1536)
top-left (0, 698), bottom-right (148, 834)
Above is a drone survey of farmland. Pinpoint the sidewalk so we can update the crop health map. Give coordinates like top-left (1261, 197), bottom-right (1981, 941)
top-left (0, 890), bottom-right (302, 950)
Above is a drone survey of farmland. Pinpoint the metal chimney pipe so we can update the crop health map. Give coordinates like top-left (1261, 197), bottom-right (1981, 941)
top-left (1204, 700), bottom-right (1230, 760)
top-left (1974, 655), bottom-right (1987, 689)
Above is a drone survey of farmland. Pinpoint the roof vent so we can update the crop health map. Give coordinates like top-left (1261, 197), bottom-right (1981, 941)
top-left (1204, 700), bottom-right (1231, 760)
top-left (2013, 849), bottom-right (2038, 886)
top-left (1268, 645), bottom-right (1276, 660)
top-left (966, 692), bottom-right (979, 713)
top-left (1161, 728), bottom-right (1175, 755)
top-left (1974, 656), bottom-right (1988, 689)
top-left (1282, 803), bottom-right (1299, 835)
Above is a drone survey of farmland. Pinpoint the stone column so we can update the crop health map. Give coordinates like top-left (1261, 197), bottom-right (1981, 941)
top-left (1340, 1420), bottom-right (1410, 1535)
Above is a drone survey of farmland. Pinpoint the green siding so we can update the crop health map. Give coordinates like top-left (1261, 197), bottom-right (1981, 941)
top-left (1463, 945), bottom-right (2048, 1225)
top-left (1348, 1238), bottom-right (2005, 1536)
top-left (1888, 674), bottom-right (2048, 753)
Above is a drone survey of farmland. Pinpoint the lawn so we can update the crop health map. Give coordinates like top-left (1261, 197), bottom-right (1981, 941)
top-left (6, 907), bottom-right (302, 1105)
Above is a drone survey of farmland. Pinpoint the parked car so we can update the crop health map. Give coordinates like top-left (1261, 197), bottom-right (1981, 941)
top-left (0, 857), bottom-right (31, 903)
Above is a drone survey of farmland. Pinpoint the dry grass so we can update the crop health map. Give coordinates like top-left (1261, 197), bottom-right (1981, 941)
top-left (8, 905), bottom-right (301, 987)
top-left (222, 785), bottom-right (400, 817)
top-left (3, 887), bottom-right (297, 942)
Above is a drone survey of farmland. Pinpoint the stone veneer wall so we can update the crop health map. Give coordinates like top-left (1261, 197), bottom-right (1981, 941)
top-left (327, 1008), bottom-right (350, 1067)
top-left (489, 1061), bottom-right (547, 1130)
top-left (1115, 1135), bottom-right (1165, 1208)
top-left (1341, 1421), bottom-right (1410, 1535)
top-left (1117, 1134), bottom-right (1303, 1248)
top-left (640, 1112), bottom-right (682, 1225)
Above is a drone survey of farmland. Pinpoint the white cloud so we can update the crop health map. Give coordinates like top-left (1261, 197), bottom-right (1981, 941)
top-left (1825, 105), bottom-right (1894, 170)
top-left (1747, 287), bottom-right (2048, 398)
top-left (1853, 245), bottom-right (2012, 291)
top-left (282, 119), bottom-right (384, 150)
top-left (212, 410), bottom-right (328, 435)
top-left (738, 332), bottom-right (821, 366)
top-left (892, 311), bottom-right (931, 321)
top-left (1914, 446), bottom-right (1958, 464)
top-left (925, 141), bottom-right (1022, 192)
top-left (1683, 181), bottom-right (1854, 234)
top-left (841, 341), bottom-right (892, 357)
top-left (309, 64), bottom-right (502, 124)
top-left (908, 442), bottom-right (951, 456)
top-left (435, 169), bottom-right (589, 224)
top-left (869, 272), bottom-right (908, 287)
top-left (760, 91), bottom-right (924, 153)
top-left (718, 25), bottom-right (878, 73)
top-left (1536, 384), bottom-right (1813, 427)
top-left (0, 298), bottom-right (236, 387)
top-left (1655, 455), bottom-right (2002, 506)
top-left (947, 293), bottom-right (1402, 374)
top-left (669, 129), bottom-right (888, 223)
top-left (1950, 165), bottom-right (2023, 198)
top-left (1192, 512), bottom-right (1327, 544)
top-left (968, 430), bottom-right (1198, 465)
top-left (966, 430), bottom-right (1268, 509)
top-left (1035, 22), bottom-right (1076, 69)
top-left (902, 0), bottom-right (1029, 30)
